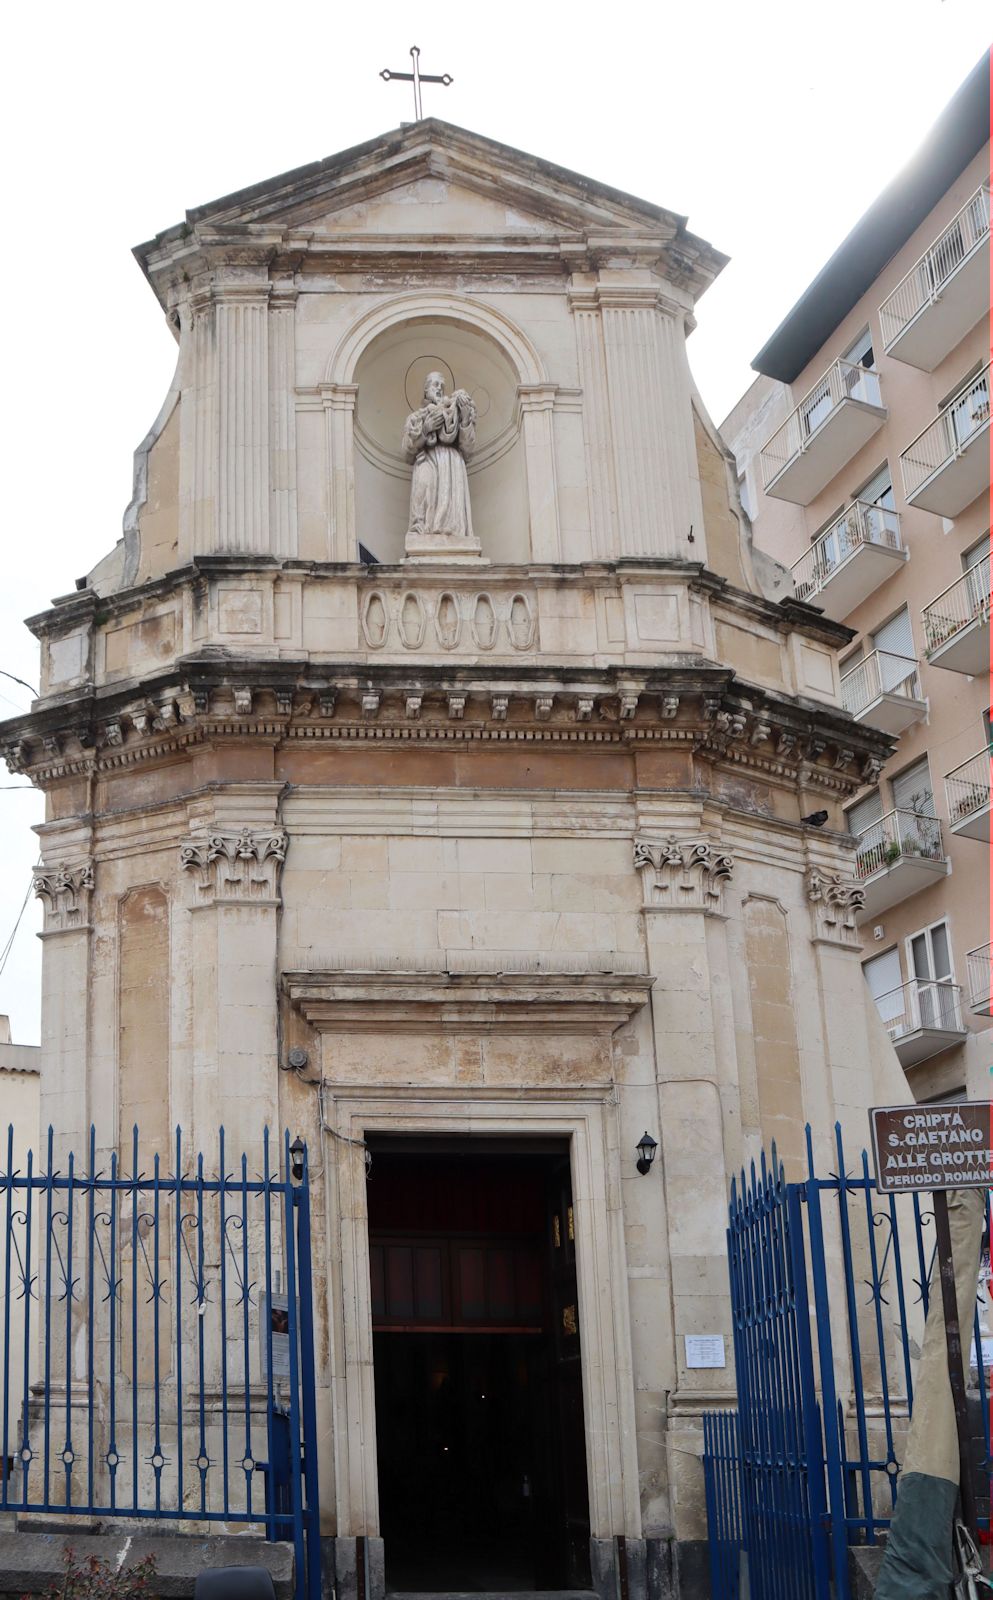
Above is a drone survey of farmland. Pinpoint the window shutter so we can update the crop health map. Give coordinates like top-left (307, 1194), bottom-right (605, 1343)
top-left (848, 790), bottom-right (883, 836)
top-left (863, 948), bottom-right (903, 1023)
top-left (892, 759), bottom-right (934, 816)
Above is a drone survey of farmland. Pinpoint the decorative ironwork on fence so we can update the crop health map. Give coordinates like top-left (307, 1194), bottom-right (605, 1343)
top-left (945, 750), bottom-right (991, 829)
top-left (704, 1124), bottom-right (993, 1600)
top-left (879, 186), bottom-right (991, 351)
top-left (852, 807), bottom-right (944, 879)
top-left (901, 363), bottom-right (991, 501)
top-left (0, 1126), bottom-right (320, 1600)
top-left (761, 361), bottom-right (884, 491)
top-left (923, 556), bottom-right (990, 656)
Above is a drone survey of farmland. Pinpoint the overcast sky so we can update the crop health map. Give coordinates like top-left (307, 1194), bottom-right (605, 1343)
top-left (0, 1), bottom-right (989, 1043)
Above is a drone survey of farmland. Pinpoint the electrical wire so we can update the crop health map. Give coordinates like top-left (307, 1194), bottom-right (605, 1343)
top-left (0, 669), bottom-right (38, 699)
top-left (0, 878), bottom-right (34, 981)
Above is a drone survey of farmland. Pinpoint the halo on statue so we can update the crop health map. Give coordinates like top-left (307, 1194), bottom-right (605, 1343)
top-left (404, 357), bottom-right (456, 414)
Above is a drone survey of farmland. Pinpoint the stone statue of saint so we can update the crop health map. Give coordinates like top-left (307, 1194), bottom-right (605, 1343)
top-left (402, 373), bottom-right (477, 542)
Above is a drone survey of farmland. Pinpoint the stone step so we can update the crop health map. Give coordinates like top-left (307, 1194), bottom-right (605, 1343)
top-left (0, 1531), bottom-right (294, 1598)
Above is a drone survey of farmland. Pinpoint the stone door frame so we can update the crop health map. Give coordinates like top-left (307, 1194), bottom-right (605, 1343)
top-left (320, 1086), bottom-right (643, 1542)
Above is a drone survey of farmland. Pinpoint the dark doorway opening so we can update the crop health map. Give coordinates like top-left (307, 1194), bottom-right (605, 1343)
top-left (368, 1140), bottom-right (591, 1593)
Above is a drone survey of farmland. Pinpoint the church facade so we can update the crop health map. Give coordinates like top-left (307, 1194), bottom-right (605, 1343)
top-left (2, 122), bottom-right (907, 1595)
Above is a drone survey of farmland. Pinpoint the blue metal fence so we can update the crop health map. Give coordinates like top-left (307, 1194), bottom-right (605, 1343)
top-left (0, 1126), bottom-right (321, 1600)
top-left (704, 1123), bottom-right (993, 1600)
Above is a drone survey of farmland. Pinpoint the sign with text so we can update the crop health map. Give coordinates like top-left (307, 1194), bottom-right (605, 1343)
top-left (870, 1102), bottom-right (993, 1194)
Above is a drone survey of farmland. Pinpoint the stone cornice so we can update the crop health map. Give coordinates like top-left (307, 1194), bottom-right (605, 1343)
top-left (0, 659), bottom-right (892, 799)
top-left (24, 556), bottom-right (855, 651)
top-left (283, 968), bottom-right (654, 1036)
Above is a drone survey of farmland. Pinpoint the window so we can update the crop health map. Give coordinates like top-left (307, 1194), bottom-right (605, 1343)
top-left (870, 607), bottom-right (919, 697)
top-left (863, 947), bottom-right (904, 1027)
top-left (907, 920), bottom-right (960, 1030)
top-left (962, 533), bottom-right (990, 619)
top-left (948, 367), bottom-right (990, 447)
top-left (891, 756), bottom-right (934, 817)
top-left (843, 329), bottom-right (882, 408)
top-left (848, 788), bottom-right (883, 838)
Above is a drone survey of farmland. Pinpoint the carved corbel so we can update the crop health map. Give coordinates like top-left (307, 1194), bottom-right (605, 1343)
top-left (233, 687), bottom-right (253, 716)
top-left (633, 835), bottom-right (734, 915)
top-left (33, 860), bottom-right (95, 933)
top-left (861, 755), bottom-right (882, 784)
top-left (619, 694), bottom-right (639, 721)
top-left (491, 695), bottom-right (509, 722)
top-left (319, 691), bottom-right (337, 719)
top-left (362, 693), bottom-right (381, 719)
top-left (535, 695), bottom-right (553, 720)
top-left (660, 696), bottom-right (680, 720)
top-left (447, 694), bottom-right (467, 720)
top-left (833, 747), bottom-right (854, 772)
top-left (806, 868), bottom-right (865, 946)
top-left (180, 828), bottom-right (288, 905)
top-left (749, 720), bottom-right (773, 747)
top-left (575, 696), bottom-right (595, 722)
top-left (275, 689), bottom-right (294, 717)
top-left (405, 694), bottom-right (423, 720)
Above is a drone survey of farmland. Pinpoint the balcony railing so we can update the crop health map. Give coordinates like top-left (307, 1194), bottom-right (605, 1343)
top-left (922, 555), bottom-right (990, 655)
top-left (875, 978), bottom-right (965, 1044)
top-left (966, 942), bottom-right (992, 1014)
top-left (880, 186), bottom-right (991, 353)
top-left (840, 651), bottom-right (920, 718)
top-left (761, 359), bottom-right (883, 491)
top-left (791, 501), bottom-right (902, 604)
top-left (945, 750), bottom-right (990, 829)
top-left (901, 363), bottom-right (991, 505)
top-left (853, 808), bottom-right (944, 880)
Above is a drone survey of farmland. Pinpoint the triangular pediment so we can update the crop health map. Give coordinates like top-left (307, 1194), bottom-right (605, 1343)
top-left (139, 122), bottom-right (727, 259)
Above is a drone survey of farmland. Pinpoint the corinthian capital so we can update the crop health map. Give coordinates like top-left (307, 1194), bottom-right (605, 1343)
top-left (806, 868), bottom-right (865, 946)
top-left (33, 860), bottom-right (95, 933)
top-left (180, 828), bottom-right (288, 905)
top-left (634, 835), bottom-right (733, 915)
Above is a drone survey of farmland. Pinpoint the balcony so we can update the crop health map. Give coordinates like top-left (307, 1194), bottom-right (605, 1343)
top-left (945, 750), bottom-right (990, 840)
top-left (875, 979), bottom-right (967, 1069)
top-left (922, 556), bottom-right (990, 674)
top-left (791, 501), bottom-right (907, 619)
top-left (880, 187), bottom-right (990, 370)
top-left (853, 809), bottom-right (948, 921)
top-left (965, 943), bottom-right (992, 1016)
top-left (901, 364), bottom-right (991, 517)
top-left (760, 360), bottom-right (887, 505)
top-left (840, 650), bottom-right (926, 735)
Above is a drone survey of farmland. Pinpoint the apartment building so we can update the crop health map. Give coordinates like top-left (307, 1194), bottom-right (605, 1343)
top-left (723, 57), bottom-right (990, 1103)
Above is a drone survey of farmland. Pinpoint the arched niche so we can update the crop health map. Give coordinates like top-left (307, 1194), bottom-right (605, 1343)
top-left (325, 295), bottom-right (558, 565)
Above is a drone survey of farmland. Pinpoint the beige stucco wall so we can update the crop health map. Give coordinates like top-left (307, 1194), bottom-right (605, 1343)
top-left (723, 144), bottom-right (991, 1101)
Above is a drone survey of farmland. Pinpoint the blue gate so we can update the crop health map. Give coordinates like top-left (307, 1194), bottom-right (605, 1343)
top-left (704, 1125), bottom-right (993, 1600)
top-left (0, 1126), bottom-right (321, 1600)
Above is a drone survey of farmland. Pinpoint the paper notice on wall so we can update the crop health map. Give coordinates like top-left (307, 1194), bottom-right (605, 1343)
top-left (685, 1334), bottom-right (726, 1369)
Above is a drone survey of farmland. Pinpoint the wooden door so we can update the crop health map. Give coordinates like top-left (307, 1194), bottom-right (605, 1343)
top-left (543, 1157), bottom-right (591, 1589)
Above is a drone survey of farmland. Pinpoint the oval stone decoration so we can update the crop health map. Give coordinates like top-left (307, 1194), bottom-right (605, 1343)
top-left (435, 592), bottom-right (461, 650)
top-left (399, 591), bottom-right (426, 650)
top-left (508, 593), bottom-right (536, 650)
top-left (361, 591), bottom-right (389, 650)
top-left (472, 593), bottom-right (497, 651)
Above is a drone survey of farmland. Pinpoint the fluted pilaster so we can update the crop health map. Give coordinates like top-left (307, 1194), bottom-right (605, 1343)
top-left (569, 291), bottom-right (619, 560)
top-left (268, 287), bottom-right (298, 557)
top-left (216, 285), bottom-right (271, 552)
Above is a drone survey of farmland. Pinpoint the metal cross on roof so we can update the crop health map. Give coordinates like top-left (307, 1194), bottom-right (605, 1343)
top-left (380, 46), bottom-right (453, 122)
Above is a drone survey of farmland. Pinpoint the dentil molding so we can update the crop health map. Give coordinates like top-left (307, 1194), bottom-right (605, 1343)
top-left (179, 828), bottom-right (288, 906)
top-left (33, 861), bottom-right (94, 934)
top-left (633, 835), bottom-right (734, 916)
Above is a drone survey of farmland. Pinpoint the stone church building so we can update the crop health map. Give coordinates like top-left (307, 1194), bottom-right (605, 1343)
top-left (2, 122), bottom-right (907, 1594)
